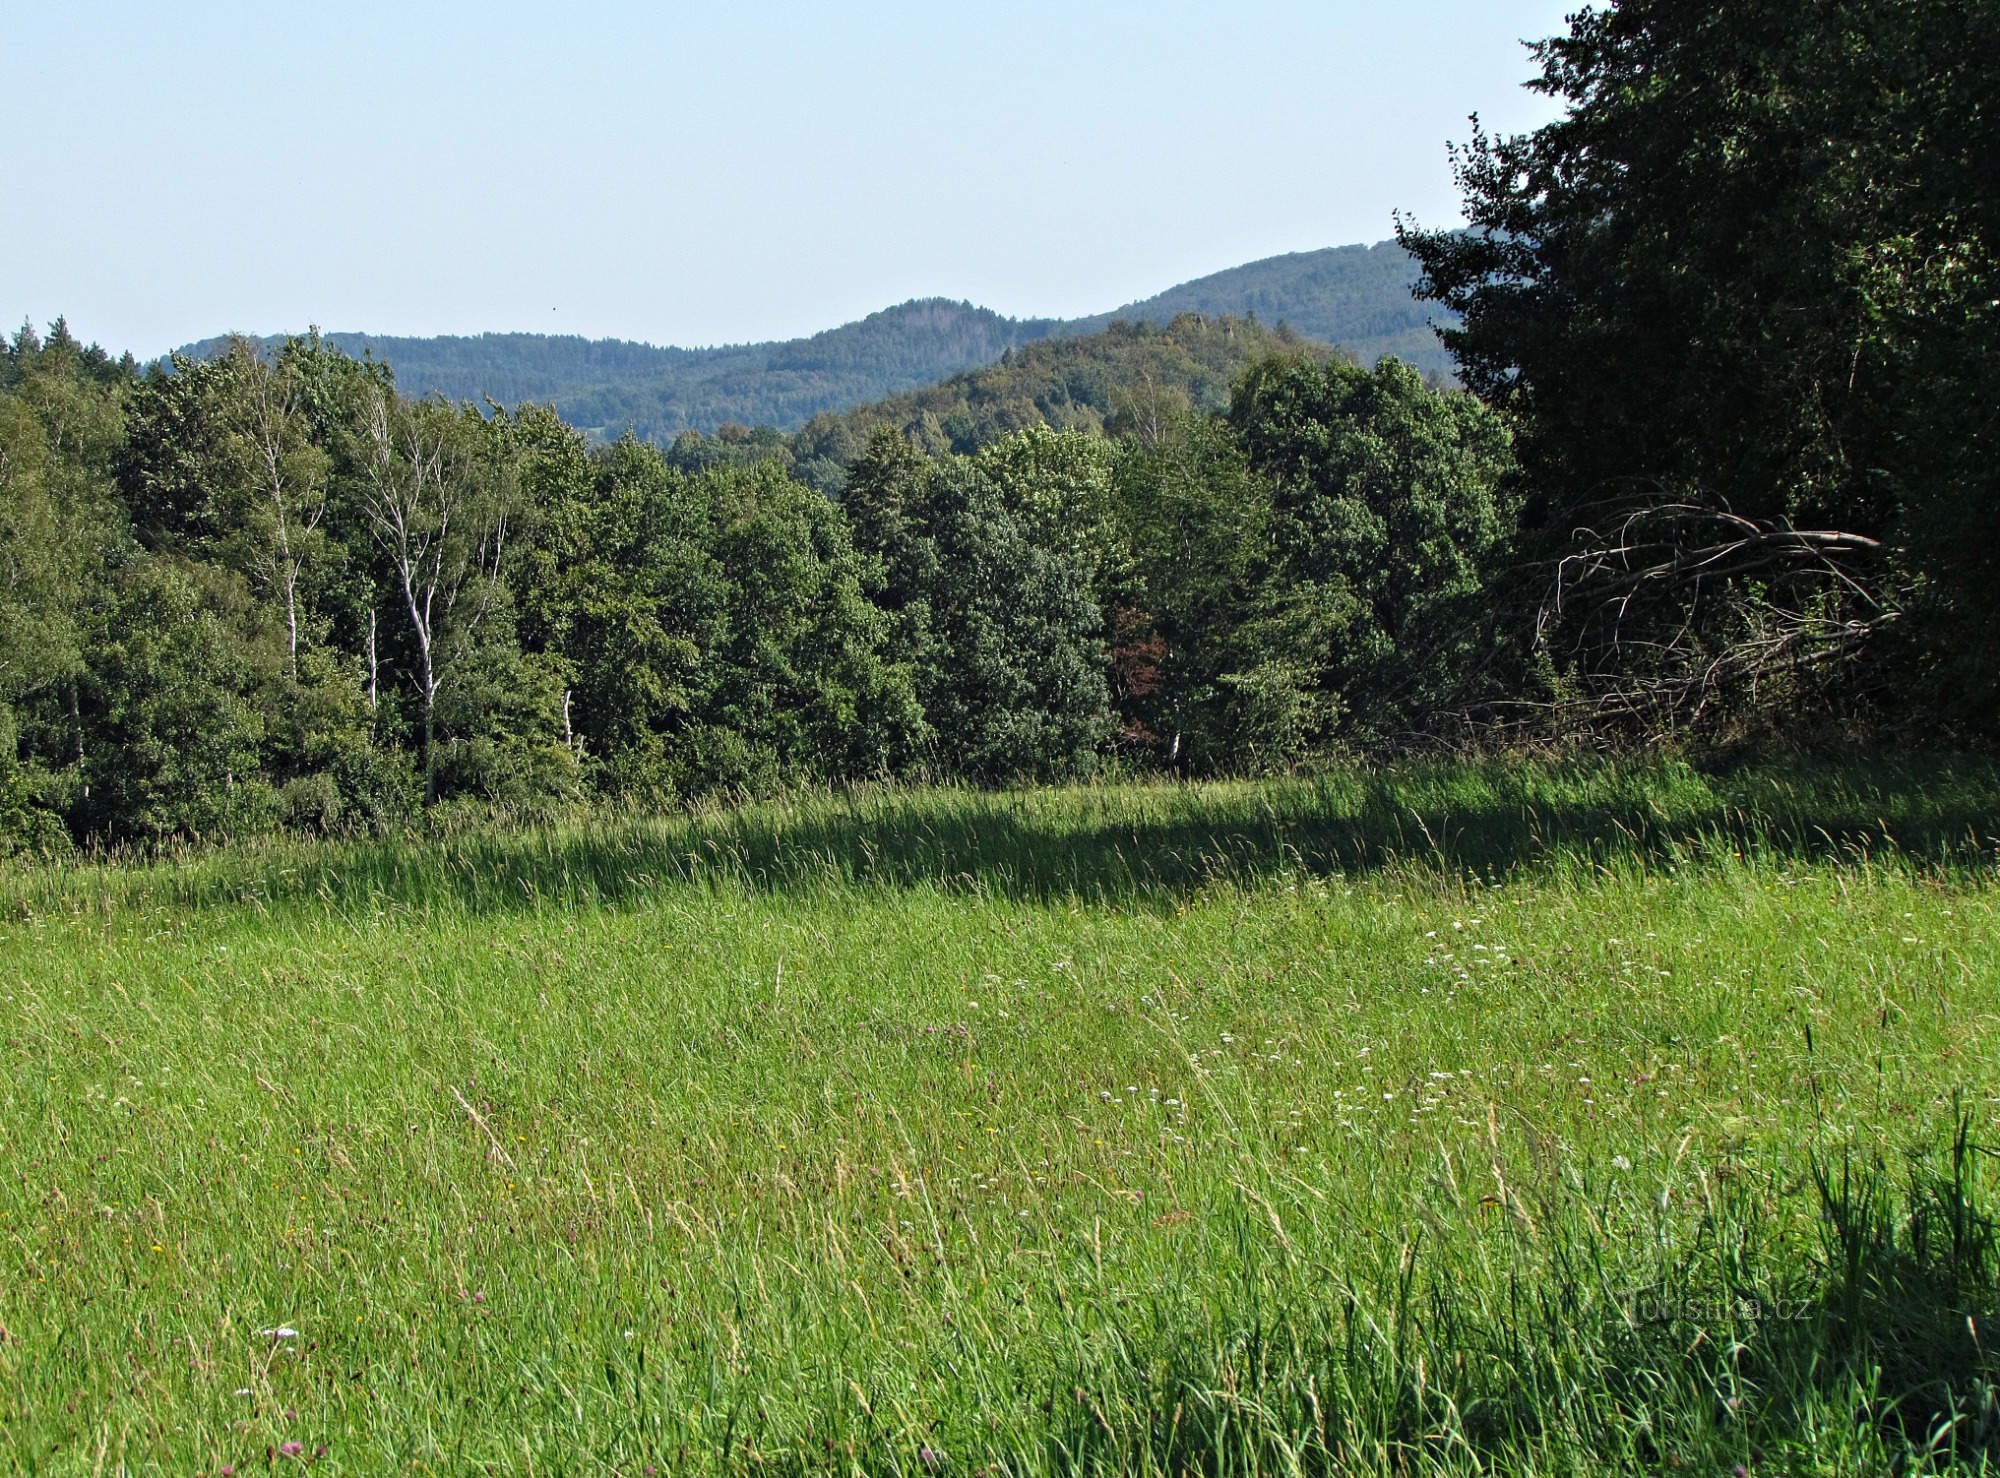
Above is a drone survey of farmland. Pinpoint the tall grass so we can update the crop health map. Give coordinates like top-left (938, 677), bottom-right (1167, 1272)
top-left (7, 754), bottom-right (1995, 921)
top-left (0, 758), bottom-right (1995, 1472)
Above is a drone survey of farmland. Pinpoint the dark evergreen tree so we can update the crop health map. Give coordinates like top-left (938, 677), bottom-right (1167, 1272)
top-left (1397, 0), bottom-right (1998, 734)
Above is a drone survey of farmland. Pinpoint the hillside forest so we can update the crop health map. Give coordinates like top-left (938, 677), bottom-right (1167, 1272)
top-left (171, 238), bottom-right (1449, 441)
top-left (2, 0), bottom-right (1992, 852)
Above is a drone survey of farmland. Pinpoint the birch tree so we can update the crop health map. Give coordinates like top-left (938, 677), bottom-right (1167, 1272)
top-left (359, 388), bottom-right (511, 801)
top-left (218, 340), bottom-right (329, 678)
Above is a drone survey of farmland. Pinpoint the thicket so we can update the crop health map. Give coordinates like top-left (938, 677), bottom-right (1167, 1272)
top-left (1397, 0), bottom-right (1997, 741)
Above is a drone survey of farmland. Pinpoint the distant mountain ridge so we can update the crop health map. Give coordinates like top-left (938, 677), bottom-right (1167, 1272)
top-left (789, 313), bottom-right (1326, 483)
top-left (1067, 241), bottom-right (1446, 370)
top-left (643, 313), bottom-right (1329, 496)
top-left (172, 239), bottom-right (1449, 440)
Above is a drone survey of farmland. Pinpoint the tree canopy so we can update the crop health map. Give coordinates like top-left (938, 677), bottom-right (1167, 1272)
top-left (1398, 0), bottom-right (1997, 734)
top-left (0, 315), bottom-right (1519, 852)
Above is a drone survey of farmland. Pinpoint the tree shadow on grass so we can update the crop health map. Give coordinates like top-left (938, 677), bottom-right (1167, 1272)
top-left (441, 753), bottom-right (1995, 910)
top-left (12, 754), bottom-right (1999, 919)
top-left (693, 755), bottom-right (1998, 899)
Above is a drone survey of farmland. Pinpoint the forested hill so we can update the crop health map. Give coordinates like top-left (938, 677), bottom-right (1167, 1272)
top-left (634, 314), bottom-right (1329, 493)
top-left (170, 240), bottom-right (1446, 440)
top-left (1071, 240), bottom-right (1445, 372)
top-left (779, 314), bottom-right (1326, 490)
top-left (177, 300), bottom-right (1061, 445)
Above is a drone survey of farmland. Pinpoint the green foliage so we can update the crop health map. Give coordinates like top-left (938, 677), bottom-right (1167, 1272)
top-left (970, 426), bottom-right (1128, 609)
top-left (862, 431), bottom-right (1116, 781)
top-left (510, 438), bottom-right (924, 802)
top-left (22, 242), bottom-right (1964, 853)
top-left (266, 646), bottom-right (418, 835)
top-left (1110, 413), bottom-right (1271, 767)
top-left (522, 437), bottom-right (723, 798)
top-left (0, 330), bottom-right (129, 697)
top-left (691, 461), bottom-right (925, 790)
top-left (1110, 358), bottom-right (1515, 769)
top-left (1067, 238), bottom-right (1455, 379)
top-left (0, 708), bottom-right (69, 857)
top-left (806, 314), bottom-right (1328, 489)
top-left (179, 302), bottom-right (1059, 445)
top-left (433, 679), bottom-right (579, 810)
top-left (1398, 0), bottom-right (1998, 736)
top-left (119, 352), bottom-right (240, 547)
top-left (0, 325), bottom-right (133, 849)
top-left (78, 558), bottom-right (280, 842)
top-left (1227, 355), bottom-right (1516, 743)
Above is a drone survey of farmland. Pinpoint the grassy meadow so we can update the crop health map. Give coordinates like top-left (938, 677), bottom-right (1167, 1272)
top-left (2, 758), bottom-right (1998, 1474)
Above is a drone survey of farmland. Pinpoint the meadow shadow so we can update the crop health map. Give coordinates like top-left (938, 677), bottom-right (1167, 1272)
top-left (240, 754), bottom-right (2000, 918)
top-left (13, 755), bottom-right (1993, 920)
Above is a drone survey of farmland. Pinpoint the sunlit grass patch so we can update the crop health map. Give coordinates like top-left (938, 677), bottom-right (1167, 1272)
top-left (1, 760), bottom-right (1996, 1472)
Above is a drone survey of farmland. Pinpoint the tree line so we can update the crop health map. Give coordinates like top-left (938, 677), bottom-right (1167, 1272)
top-left (5, 0), bottom-right (1989, 852)
top-left (0, 322), bottom-right (1514, 851)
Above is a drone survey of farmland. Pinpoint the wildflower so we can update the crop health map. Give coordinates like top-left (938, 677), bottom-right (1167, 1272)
top-left (259, 1327), bottom-right (299, 1340)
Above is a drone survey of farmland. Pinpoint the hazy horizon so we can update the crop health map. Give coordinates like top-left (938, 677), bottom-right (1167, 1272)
top-left (158, 236), bottom-right (1427, 358)
top-left (10, 1), bottom-right (1571, 359)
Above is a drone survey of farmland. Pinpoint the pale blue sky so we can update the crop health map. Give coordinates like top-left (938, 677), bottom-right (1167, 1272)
top-left (7, 1), bottom-right (1574, 357)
